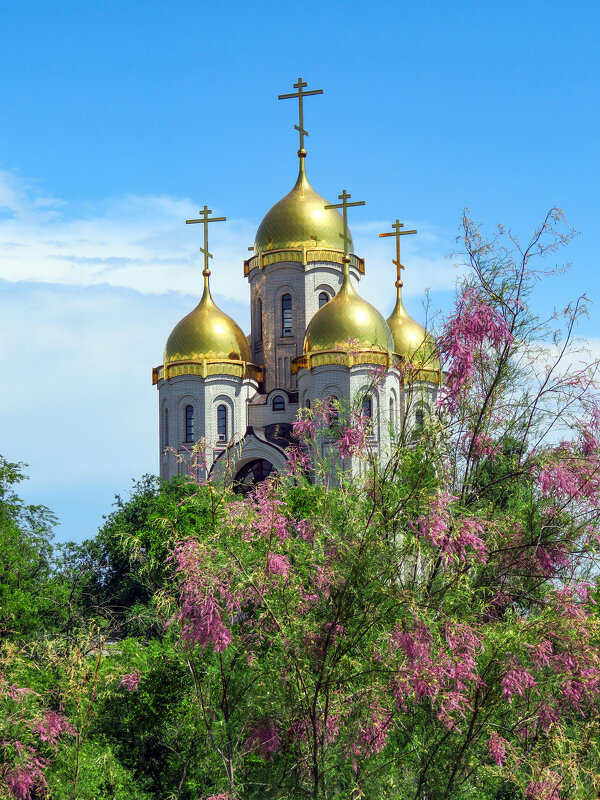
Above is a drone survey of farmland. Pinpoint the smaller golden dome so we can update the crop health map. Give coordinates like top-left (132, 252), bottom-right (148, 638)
top-left (304, 261), bottom-right (394, 354)
top-left (164, 272), bottom-right (250, 364)
top-left (387, 285), bottom-right (439, 369)
top-left (255, 156), bottom-right (351, 253)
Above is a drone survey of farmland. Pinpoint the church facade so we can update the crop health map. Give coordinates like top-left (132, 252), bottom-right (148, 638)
top-left (152, 80), bottom-right (441, 488)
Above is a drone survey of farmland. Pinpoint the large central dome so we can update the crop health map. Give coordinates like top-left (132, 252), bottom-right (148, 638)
top-left (254, 157), bottom-right (352, 253)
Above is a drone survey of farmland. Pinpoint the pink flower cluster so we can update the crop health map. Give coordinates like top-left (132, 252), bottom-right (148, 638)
top-left (246, 720), bottom-right (281, 759)
top-left (486, 731), bottom-right (508, 767)
top-left (390, 620), bottom-right (483, 728)
top-left (228, 480), bottom-right (290, 542)
top-left (501, 660), bottom-right (538, 703)
top-left (119, 671), bottom-right (141, 692)
top-left (437, 287), bottom-right (512, 413)
top-left (336, 411), bottom-right (370, 459)
top-left (30, 710), bottom-right (75, 745)
top-left (173, 539), bottom-right (239, 653)
top-left (415, 492), bottom-right (488, 565)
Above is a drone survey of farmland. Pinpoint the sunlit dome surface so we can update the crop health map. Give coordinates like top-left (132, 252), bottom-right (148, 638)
top-left (254, 158), bottom-right (351, 253)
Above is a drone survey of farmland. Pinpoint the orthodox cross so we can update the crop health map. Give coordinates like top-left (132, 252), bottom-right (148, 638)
top-left (186, 205), bottom-right (226, 275)
top-left (278, 77), bottom-right (323, 155)
top-left (325, 190), bottom-right (366, 258)
top-left (379, 219), bottom-right (417, 285)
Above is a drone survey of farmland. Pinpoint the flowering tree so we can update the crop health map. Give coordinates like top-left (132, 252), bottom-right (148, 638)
top-left (158, 208), bottom-right (600, 800)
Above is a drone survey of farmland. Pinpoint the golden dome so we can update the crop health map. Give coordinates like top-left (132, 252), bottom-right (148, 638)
top-left (304, 261), bottom-right (394, 354)
top-left (164, 272), bottom-right (250, 364)
top-left (387, 285), bottom-right (439, 368)
top-left (255, 156), bottom-right (351, 253)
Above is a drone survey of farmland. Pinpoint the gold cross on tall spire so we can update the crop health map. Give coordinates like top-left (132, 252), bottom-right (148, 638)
top-left (186, 205), bottom-right (226, 276)
top-left (379, 219), bottom-right (417, 286)
top-left (278, 77), bottom-right (323, 157)
top-left (325, 189), bottom-right (366, 258)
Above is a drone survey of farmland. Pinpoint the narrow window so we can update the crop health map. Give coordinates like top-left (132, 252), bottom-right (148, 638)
top-left (185, 405), bottom-right (194, 443)
top-left (257, 298), bottom-right (263, 342)
top-left (272, 395), bottom-right (285, 412)
top-left (328, 395), bottom-right (339, 427)
top-left (389, 397), bottom-right (394, 426)
top-left (318, 291), bottom-right (329, 308)
top-left (305, 398), bottom-right (311, 410)
top-left (164, 408), bottom-right (169, 447)
top-left (362, 395), bottom-right (372, 419)
top-left (282, 293), bottom-right (293, 337)
top-left (217, 404), bottom-right (227, 441)
top-left (415, 409), bottom-right (424, 428)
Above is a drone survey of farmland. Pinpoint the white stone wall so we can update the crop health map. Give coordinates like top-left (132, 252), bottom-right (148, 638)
top-left (157, 373), bottom-right (258, 479)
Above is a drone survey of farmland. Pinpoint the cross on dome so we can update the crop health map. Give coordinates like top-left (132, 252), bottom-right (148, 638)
top-left (278, 77), bottom-right (323, 157)
top-left (325, 189), bottom-right (366, 259)
top-left (186, 205), bottom-right (226, 277)
top-left (379, 219), bottom-right (417, 287)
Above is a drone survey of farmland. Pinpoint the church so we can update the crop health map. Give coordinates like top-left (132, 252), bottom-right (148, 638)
top-left (152, 79), bottom-right (441, 488)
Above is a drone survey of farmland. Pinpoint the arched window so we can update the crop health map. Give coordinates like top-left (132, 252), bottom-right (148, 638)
top-left (305, 398), bottom-right (311, 410)
top-left (164, 408), bottom-right (169, 447)
top-left (272, 395), bottom-right (285, 412)
top-left (318, 291), bottom-right (329, 308)
top-left (415, 409), bottom-right (424, 428)
top-left (389, 397), bottom-right (394, 425)
top-left (257, 298), bottom-right (263, 342)
top-left (185, 405), bottom-right (194, 443)
top-left (281, 293), bottom-right (293, 337)
top-left (217, 405), bottom-right (228, 442)
top-left (362, 395), bottom-right (372, 419)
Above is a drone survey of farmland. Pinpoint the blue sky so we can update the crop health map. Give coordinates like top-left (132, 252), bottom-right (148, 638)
top-left (0, 0), bottom-right (598, 542)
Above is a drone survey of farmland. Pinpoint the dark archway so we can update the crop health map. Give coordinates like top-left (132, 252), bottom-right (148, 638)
top-left (233, 459), bottom-right (275, 493)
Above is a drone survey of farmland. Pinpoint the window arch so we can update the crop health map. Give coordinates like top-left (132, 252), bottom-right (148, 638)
top-left (257, 298), bottom-right (263, 342)
top-left (281, 293), bottom-right (293, 337)
top-left (362, 395), bottom-right (372, 419)
top-left (272, 395), bottom-right (285, 412)
top-left (318, 291), bottom-right (329, 308)
top-left (217, 404), bottom-right (227, 442)
top-left (185, 405), bottom-right (194, 443)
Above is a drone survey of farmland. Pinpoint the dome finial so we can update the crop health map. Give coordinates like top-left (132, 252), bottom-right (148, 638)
top-left (186, 204), bottom-right (226, 288)
top-left (278, 77), bottom-right (323, 160)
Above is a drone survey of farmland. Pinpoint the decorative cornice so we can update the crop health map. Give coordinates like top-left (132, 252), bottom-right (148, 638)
top-left (153, 360), bottom-right (263, 385)
top-left (244, 248), bottom-right (365, 277)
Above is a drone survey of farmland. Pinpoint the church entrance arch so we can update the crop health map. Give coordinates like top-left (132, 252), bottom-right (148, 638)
top-left (233, 459), bottom-right (275, 493)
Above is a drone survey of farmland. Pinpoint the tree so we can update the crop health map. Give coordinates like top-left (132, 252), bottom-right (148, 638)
top-left (151, 208), bottom-right (600, 799)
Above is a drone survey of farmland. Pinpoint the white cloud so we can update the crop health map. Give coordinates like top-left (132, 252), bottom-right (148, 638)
top-left (0, 169), bottom-right (456, 318)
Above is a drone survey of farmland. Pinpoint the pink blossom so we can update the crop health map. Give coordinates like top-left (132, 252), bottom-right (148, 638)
top-left (336, 412), bottom-right (370, 459)
top-left (502, 662), bottom-right (538, 703)
top-left (525, 773), bottom-right (561, 800)
top-left (437, 288), bottom-right (512, 413)
top-left (266, 552), bottom-right (291, 579)
top-left (487, 731), bottom-right (508, 766)
top-left (286, 445), bottom-right (312, 475)
top-left (31, 710), bottom-right (76, 744)
top-left (247, 720), bottom-right (281, 759)
top-left (294, 519), bottom-right (316, 542)
top-left (537, 703), bottom-right (561, 734)
top-left (119, 671), bottom-right (141, 692)
top-left (415, 493), bottom-right (488, 564)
